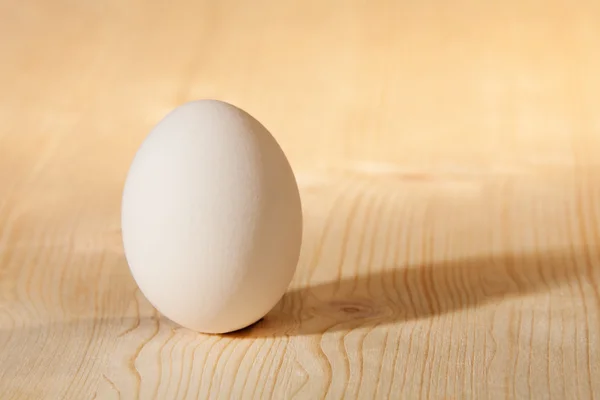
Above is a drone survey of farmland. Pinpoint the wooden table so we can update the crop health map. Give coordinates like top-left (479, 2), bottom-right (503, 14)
top-left (1, 1), bottom-right (600, 398)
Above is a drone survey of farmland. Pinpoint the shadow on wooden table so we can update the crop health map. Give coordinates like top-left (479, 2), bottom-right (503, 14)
top-left (230, 250), bottom-right (597, 337)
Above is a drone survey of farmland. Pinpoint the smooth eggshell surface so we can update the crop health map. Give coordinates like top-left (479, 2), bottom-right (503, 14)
top-left (121, 100), bottom-right (303, 334)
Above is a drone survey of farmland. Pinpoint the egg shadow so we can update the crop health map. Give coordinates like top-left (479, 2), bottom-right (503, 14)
top-left (227, 249), bottom-right (593, 338)
top-left (222, 170), bottom-right (600, 338)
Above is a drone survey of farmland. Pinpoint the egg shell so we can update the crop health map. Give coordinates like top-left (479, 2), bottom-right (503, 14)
top-left (121, 99), bottom-right (303, 334)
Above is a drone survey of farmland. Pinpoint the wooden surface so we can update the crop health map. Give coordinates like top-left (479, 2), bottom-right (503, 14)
top-left (1, 0), bottom-right (600, 398)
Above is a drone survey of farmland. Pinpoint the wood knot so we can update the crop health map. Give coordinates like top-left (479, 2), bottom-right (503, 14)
top-left (341, 305), bottom-right (362, 314)
top-left (317, 299), bottom-right (383, 320)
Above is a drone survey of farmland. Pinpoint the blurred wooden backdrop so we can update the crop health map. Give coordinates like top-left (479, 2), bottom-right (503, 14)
top-left (1, 0), bottom-right (599, 399)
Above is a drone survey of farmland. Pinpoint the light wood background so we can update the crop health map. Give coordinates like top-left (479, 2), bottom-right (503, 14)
top-left (1, 0), bottom-right (600, 399)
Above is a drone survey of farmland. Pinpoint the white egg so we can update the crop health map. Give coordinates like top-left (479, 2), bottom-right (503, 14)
top-left (121, 100), bottom-right (303, 334)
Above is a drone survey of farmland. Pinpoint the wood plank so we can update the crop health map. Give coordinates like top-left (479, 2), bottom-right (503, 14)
top-left (1, 0), bottom-right (599, 398)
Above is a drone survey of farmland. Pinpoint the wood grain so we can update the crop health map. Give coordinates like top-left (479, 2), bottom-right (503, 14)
top-left (1, 0), bottom-right (600, 398)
